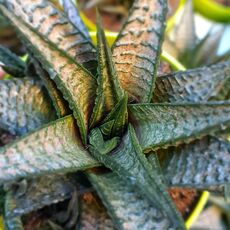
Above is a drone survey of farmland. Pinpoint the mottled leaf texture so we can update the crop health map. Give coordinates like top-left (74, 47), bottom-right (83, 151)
top-left (79, 192), bottom-right (114, 230)
top-left (4, 191), bottom-right (24, 230)
top-left (90, 13), bottom-right (124, 127)
top-left (0, 45), bottom-right (26, 77)
top-left (112, 0), bottom-right (168, 103)
top-left (212, 77), bottom-right (230, 101)
top-left (100, 94), bottom-right (128, 138)
top-left (153, 61), bottom-right (230, 103)
top-left (89, 125), bottom-right (185, 229)
top-left (0, 115), bottom-right (99, 184)
top-left (163, 136), bottom-right (230, 188)
top-left (5, 175), bottom-right (75, 218)
top-left (148, 152), bottom-right (165, 184)
top-left (0, 5), bottom-right (96, 143)
top-left (62, 0), bottom-right (89, 38)
top-left (0, 77), bottom-right (56, 135)
top-left (88, 172), bottom-right (172, 230)
top-left (32, 58), bottom-right (71, 118)
top-left (129, 102), bottom-right (230, 151)
top-left (4, 0), bottom-right (97, 74)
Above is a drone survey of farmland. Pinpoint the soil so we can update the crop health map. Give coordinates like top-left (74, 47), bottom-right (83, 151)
top-left (169, 188), bottom-right (199, 218)
top-left (0, 130), bottom-right (15, 146)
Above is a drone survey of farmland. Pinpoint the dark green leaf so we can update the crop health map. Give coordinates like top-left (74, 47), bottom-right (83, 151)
top-left (4, 0), bottom-right (97, 74)
top-left (0, 5), bottom-right (96, 143)
top-left (0, 77), bottom-right (56, 135)
top-left (100, 94), bottom-right (128, 138)
top-left (32, 58), bottom-right (71, 118)
top-left (162, 136), bottom-right (230, 188)
top-left (89, 128), bottom-right (119, 155)
top-left (90, 13), bottom-right (124, 127)
top-left (129, 102), bottom-right (230, 151)
top-left (0, 115), bottom-right (99, 184)
top-left (0, 189), bottom-right (5, 215)
top-left (112, 0), bottom-right (168, 103)
top-left (153, 61), bottom-right (230, 102)
top-left (5, 175), bottom-right (75, 218)
top-left (88, 172), bottom-right (175, 230)
top-left (147, 153), bottom-right (166, 184)
top-left (0, 45), bottom-right (26, 77)
top-left (89, 125), bottom-right (184, 229)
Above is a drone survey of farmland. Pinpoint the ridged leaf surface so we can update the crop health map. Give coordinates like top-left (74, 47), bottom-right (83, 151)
top-left (153, 61), bottom-right (230, 103)
top-left (0, 5), bottom-right (96, 143)
top-left (88, 172), bottom-right (172, 230)
top-left (32, 59), bottom-right (70, 118)
top-left (90, 15), bottom-right (124, 127)
top-left (112, 0), bottom-right (167, 102)
top-left (0, 115), bottom-right (99, 184)
top-left (163, 136), bottom-right (230, 188)
top-left (89, 125), bottom-right (184, 229)
top-left (4, 0), bottom-right (97, 74)
top-left (129, 102), bottom-right (230, 150)
top-left (0, 77), bottom-right (55, 135)
top-left (4, 174), bottom-right (75, 218)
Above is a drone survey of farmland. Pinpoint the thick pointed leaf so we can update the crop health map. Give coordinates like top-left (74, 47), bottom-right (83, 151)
top-left (163, 136), bottom-right (230, 188)
top-left (4, 0), bottom-right (97, 74)
top-left (0, 77), bottom-right (55, 135)
top-left (88, 172), bottom-right (173, 230)
top-left (32, 58), bottom-right (71, 118)
top-left (194, 28), bottom-right (225, 67)
top-left (0, 5), bottom-right (96, 143)
top-left (129, 102), bottom-right (230, 151)
top-left (0, 115), bottom-right (99, 184)
top-left (100, 94), bottom-right (128, 138)
top-left (112, 0), bottom-right (168, 103)
top-left (4, 192), bottom-right (23, 230)
top-left (170, 0), bottom-right (196, 53)
top-left (62, 0), bottom-right (89, 38)
top-left (153, 61), bottom-right (230, 102)
top-left (5, 175), bottom-right (75, 218)
top-left (164, 0), bottom-right (197, 68)
top-left (0, 45), bottom-right (26, 77)
top-left (89, 125), bottom-right (184, 229)
top-left (90, 14), bottom-right (124, 127)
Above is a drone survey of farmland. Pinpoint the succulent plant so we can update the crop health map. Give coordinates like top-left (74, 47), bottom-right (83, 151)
top-left (164, 0), bottom-right (230, 68)
top-left (0, 0), bottom-right (229, 229)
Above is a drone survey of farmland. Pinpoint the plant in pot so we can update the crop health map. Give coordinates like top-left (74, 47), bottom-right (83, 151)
top-left (0, 0), bottom-right (229, 229)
